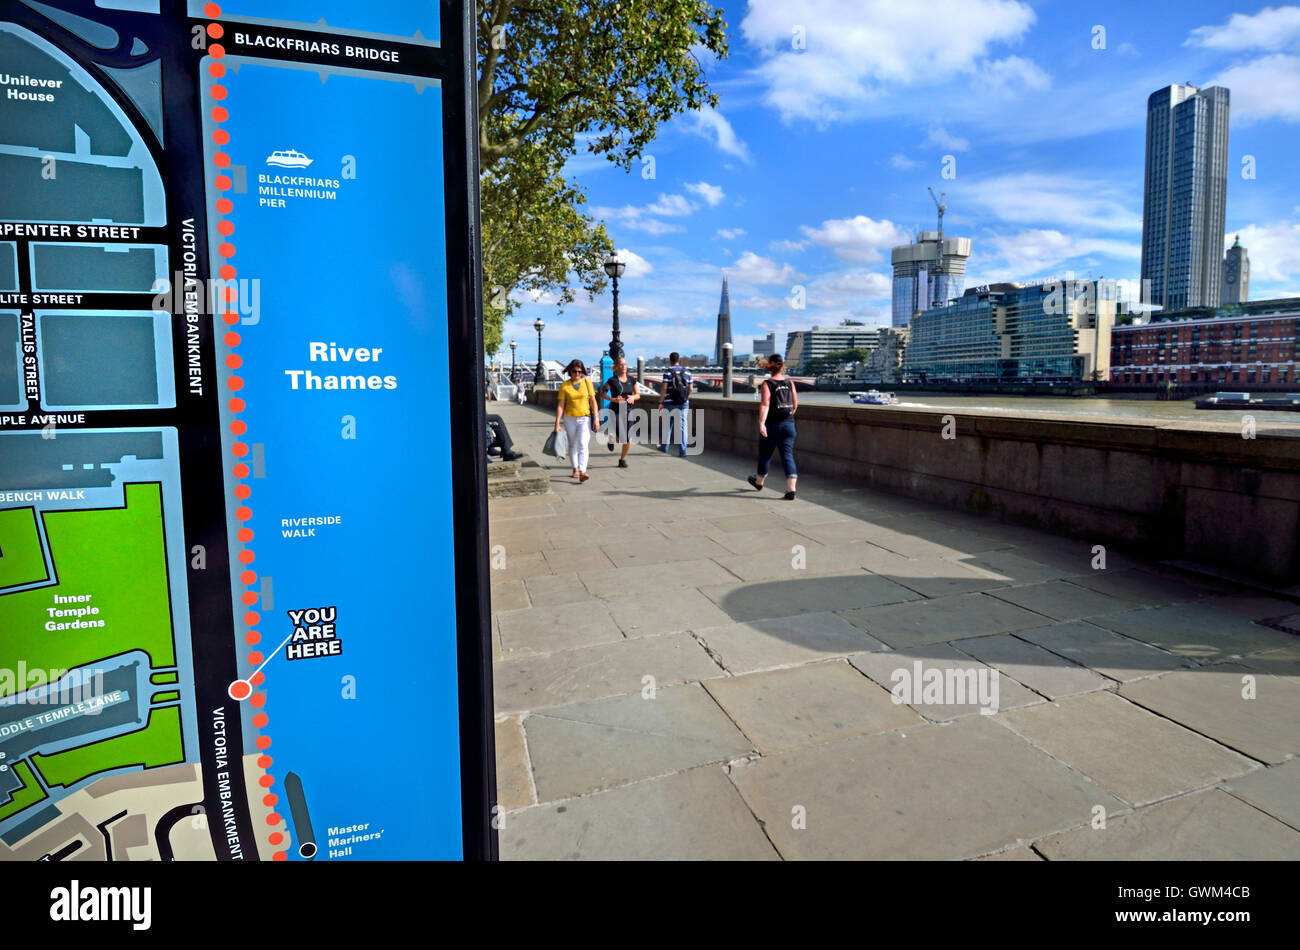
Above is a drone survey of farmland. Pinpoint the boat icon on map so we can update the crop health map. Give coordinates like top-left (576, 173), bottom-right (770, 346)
top-left (266, 149), bottom-right (313, 168)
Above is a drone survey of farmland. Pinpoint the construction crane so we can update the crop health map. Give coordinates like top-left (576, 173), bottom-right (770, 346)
top-left (928, 186), bottom-right (946, 242)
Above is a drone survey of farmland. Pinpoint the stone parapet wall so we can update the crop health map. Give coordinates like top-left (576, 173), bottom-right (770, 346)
top-left (528, 388), bottom-right (1300, 582)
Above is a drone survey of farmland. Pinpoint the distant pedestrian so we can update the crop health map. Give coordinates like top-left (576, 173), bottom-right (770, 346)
top-left (554, 359), bottom-right (599, 482)
top-left (747, 353), bottom-right (798, 500)
top-left (514, 375), bottom-right (527, 404)
top-left (601, 356), bottom-right (639, 468)
top-left (658, 351), bottom-right (692, 456)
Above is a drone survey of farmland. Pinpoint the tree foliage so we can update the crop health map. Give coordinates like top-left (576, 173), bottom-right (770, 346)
top-left (804, 348), bottom-right (873, 377)
top-left (476, 0), bottom-right (728, 355)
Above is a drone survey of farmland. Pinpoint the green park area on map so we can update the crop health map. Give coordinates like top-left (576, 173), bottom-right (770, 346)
top-left (0, 508), bottom-right (49, 589)
top-left (0, 762), bottom-right (48, 821)
top-left (0, 482), bottom-right (177, 699)
top-left (32, 706), bottom-right (183, 789)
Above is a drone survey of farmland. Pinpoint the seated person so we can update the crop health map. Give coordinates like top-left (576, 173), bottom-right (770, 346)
top-left (486, 414), bottom-right (523, 461)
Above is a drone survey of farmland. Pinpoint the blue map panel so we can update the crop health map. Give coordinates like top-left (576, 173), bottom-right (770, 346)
top-left (205, 58), bottom-right (460, 860)
top-left (186, 0), bottom-right (439, 44)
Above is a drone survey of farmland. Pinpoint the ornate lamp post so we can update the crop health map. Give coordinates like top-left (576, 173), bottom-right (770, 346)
top-left (533, 317), bottom-right (546, 386)
top-left (509, 337), bottom-right (517, 381)
top-left (603, 253), bottom-right (626, 361)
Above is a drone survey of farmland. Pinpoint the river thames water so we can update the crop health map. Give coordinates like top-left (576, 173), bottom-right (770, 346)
top-left (775, 391), bottom-right (1300, 432)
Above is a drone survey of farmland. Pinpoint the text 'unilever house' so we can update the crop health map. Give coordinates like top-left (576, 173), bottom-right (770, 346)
top-left (901, 281), bottom-right (1118, 384)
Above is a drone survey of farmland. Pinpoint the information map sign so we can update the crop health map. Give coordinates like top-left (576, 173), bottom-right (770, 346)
top-left (0, 0), bottom-right (496, 863)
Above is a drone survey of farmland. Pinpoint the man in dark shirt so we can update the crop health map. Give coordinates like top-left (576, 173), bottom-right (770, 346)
top-left (658, 352), bottom-right (692, 456)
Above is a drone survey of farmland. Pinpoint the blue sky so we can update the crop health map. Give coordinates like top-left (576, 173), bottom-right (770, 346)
top-left (499, 0), bottom-right (1300, 365)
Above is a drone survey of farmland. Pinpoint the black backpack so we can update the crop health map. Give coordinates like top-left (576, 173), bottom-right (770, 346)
top-left (769, 378), bottom-right (795, 412)
top-left (665, 367), bottom-right (691, 403)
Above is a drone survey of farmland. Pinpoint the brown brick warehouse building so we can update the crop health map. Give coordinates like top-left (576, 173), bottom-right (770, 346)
top-left (1110, 298), bottom-right (1300, 389)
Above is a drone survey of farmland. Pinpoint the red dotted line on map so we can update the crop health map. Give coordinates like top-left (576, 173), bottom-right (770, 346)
top-left (204, 2), bottom-right (287, 863)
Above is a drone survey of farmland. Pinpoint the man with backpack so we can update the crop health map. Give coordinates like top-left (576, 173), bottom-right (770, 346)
top-left (658, 352), bottom-right (692, 456)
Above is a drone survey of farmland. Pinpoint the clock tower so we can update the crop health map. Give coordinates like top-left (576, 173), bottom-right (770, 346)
top-left (1222, 235), bottom-right (1250, 305)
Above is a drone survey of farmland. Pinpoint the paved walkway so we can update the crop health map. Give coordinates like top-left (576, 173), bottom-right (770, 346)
top-left (487, 400), bottom-right (1300, 860)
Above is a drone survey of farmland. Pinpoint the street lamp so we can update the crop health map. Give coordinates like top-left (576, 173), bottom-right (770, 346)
top-left (533, 317), bottom-right (546, 386)
top-left (603, 252), bottom-right (626, 361)
top-left (509, 337), bottom-right (517, 381)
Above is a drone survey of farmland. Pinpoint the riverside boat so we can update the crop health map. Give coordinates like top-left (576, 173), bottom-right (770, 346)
top-left (849, 390), bottom-right (899, 406)
top-left (1195, 392), bottom-right (1255, 409)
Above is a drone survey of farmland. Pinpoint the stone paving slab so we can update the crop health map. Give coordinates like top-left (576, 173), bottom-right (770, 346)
top-left (1222, 759), bottom-right (1300, 830)
top-left (1035, 788), bottom-right (1300, 860)
top-left (523, 572), bottom-right (595, 608)
top-left (1065, 568), bottom-right (1212, 607)
top-left (581, 558), bottom-right (739, 598)
top-left (707, 513), bottom-right (804, 534)
top-left (841, 592), bottom-right (1049, 648)
top-left (998, 691), bottom-right (1258, 805)
top-left (702, 660), bottom-right (923, 753)
top-left (954, 633), bottom-right (1113, 698)
top-left (973, 847), bottom-right (1044, 861)
top-left (849, 643), bottom-right (1042, 720)
top-left (1231, 643), bottom-right (1300, 678)
top-left (523, 684), bottom-right (753, 802)
top-left (789, 516), bottom-right (914, 546)
top-left (1212, 594), bottom-right (1300, 620)
top-left (500, 766), bottom-right (779, 861)
top-left (486, 550), bottom-right (554, 582)
top-left (867, 525), bottom-right (1013, 560)
top-left (700, 572), bottom-right (921, 623)
top-left (729, 715), bottom-right (1122, 860)
top-left (601, 534), bottom-right (733, 568)
top-left (989, 579), bottom-right (1135, 621)
top-left (1120, 664), bottom-right (1300, 764)
top-left (490, 579), bottom-right (530, 612)
top-left (694, 612), bottom-right (889, 674)
top-left (1090, 603), bottom-right (1299, 661)
top-left (956, 548), bottom-right (1077, 585)
top-left (1014, 621), bottom-right (1197, 681)
top-left (541, 546), bottom-right (616, 574)
top-left (493, 631), bottom-right (724, 714)
top-left (496, 600), bottom-right (624, 657)
top-left (855, 546), bottom-right (1013, 597)
top-left (494, 715), bottom-right (533, 811)
top-left (711, 545), bottom-right (841, 583)
top-left (601, 587), bottom-right (734, 638)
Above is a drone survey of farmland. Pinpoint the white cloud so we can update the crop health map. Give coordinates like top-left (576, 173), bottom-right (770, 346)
top-left (1187, 6), bottom-right (1300, 51)
top-left (973, 55), bottom-right (1051, 95)
top-left (982, 229), bottom-right (1140, 279)
top-left (959, 172), bottom-right (1141, 232)
top-left (798, 215), bottom-right (910, 263)
top-left (1208, 54), bottom-right (1300, 121)
top-left (683, 106), bottom-right (753, 161)
top-left (644, 193), bottom-right (695, 217)
top-left (685, 181), bottom-right (726, 206)
top-left (924, 124), bottom-right (970, 152)
top-left (890, 153), bottom-right (922, 170)
top-left (593, 192), bottom-right (699, 233)
top-left (730, 251), bottom-right (798, 285)
top-left (771, 238), bottom-right (809, 253)
top-left (615, 247), bottom-right (654, 278)
top-left (1233, 221), bottom-right (1300, 285)
top-left (740, 0), bottom-right (1038, 123)
top-left (715, 227), bottom-right (746, 240)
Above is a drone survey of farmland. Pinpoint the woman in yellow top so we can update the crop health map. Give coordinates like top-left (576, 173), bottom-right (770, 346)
top-left (554, 359), bottom-right (600, 482)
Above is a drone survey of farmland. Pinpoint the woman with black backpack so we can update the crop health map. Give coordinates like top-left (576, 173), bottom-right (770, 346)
top-left (747, 353), bottom-right (799, 500)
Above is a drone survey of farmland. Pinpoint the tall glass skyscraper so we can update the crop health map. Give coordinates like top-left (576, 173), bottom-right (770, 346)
top-left (890, 231), bottom-right (972, 327)
top-left (714, 275), bottom-right (732, 365)
top-left (1141, 84), bottom-right (1230, 311)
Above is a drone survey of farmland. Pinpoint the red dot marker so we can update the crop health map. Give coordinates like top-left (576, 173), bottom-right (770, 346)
top-left (228, 679), bottom-right (252, 701)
